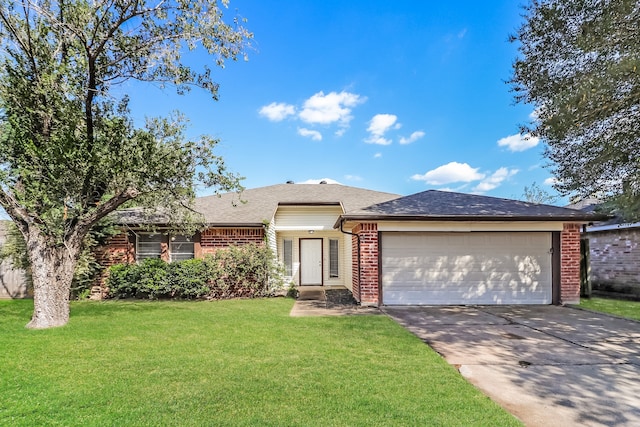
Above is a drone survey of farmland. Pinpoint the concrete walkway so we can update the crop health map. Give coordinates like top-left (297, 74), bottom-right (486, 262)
top-left (384, 305), bottom-right (640, 427)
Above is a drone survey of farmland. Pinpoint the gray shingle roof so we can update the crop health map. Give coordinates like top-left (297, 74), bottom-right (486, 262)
top-left (116, 183), bottom-right (400, 226)
top-left (341, 190), bottom-right (609, 222)
top-left (194, 183), bottom-right (400, 225)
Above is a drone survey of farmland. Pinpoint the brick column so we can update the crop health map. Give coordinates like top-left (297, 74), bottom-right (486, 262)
top-left (351, 223), bottom-right (379, 306)
top-left (560, 223), bottom-right (581, 304)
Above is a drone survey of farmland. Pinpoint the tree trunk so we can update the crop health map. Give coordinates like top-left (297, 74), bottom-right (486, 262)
top-left (26, 233), bottom-right (81, 329)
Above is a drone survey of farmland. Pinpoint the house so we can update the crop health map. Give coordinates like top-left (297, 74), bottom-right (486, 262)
top-left (99, 183), bottom-right (604, 305)
top-left (568, 200), bottom-right (640, 298)
top-left (97, 183), bottom-right (400, 293)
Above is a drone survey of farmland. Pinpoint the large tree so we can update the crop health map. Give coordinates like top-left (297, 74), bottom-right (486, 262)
top-left (510, 0), bottom-right (639, 218)
top-left (0, 0), bottom-right (252, 328)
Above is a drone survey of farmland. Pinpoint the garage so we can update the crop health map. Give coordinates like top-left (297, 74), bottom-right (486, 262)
top-left (381, 231), bottom-right (553, 305)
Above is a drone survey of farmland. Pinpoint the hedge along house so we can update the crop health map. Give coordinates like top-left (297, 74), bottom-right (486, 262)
top-left (98, 183), bottom-right (604, 305)
top-left (96, 183), bottom-right (399, 295)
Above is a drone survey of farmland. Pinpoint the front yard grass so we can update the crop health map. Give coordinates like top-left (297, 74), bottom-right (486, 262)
top-left (0, 298), bottom-right (520, 426)
top-left (579, 296), bottom-right (640, 321)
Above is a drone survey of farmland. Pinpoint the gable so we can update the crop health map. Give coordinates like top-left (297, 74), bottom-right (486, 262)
top-left (274, 205), bottom-right (343, 231)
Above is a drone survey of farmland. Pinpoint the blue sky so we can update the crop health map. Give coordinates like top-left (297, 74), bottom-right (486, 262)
top-left (126, 1), bottom-right (561, 202)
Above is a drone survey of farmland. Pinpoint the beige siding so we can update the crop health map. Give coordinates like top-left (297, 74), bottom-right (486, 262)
top-left (274, 206), bottom-right (343, 231)
top-left (276, 230), bottom-right (351, 288)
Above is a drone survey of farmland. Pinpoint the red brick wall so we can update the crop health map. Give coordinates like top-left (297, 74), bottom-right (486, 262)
top-left (561, 223), bottom-right (581, 304)
top-left (200, 227), bottom-right (264, 255)
top-left (92, 232), bottom-right (135, 298)
top-left (94, 232), bottom-right (135, 268)
top-left (351, 223), bottom-right (379, 306)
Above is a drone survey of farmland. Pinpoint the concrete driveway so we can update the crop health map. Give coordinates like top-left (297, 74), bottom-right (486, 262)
top-left (384, 305), bottom-right (640, 427)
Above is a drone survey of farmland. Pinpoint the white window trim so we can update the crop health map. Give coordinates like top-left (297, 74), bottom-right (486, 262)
top-left (283, 239), bottom-right (293, 277)
top-left (169, 235), bottom-right (195, 262)
top-left (329, 238), bottom-right (339, 278)
top-left (136, 233), bottom-right (163, 261)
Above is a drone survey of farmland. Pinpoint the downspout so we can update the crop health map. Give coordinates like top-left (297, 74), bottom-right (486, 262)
top-left (338, 218), bottom-right (362, 303)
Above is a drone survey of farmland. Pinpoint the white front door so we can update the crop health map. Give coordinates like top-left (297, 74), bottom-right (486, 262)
top-left (300, 239), bottom-right (323, 285)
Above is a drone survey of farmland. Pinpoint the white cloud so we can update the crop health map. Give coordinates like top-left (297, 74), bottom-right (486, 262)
top-left (399, 130), bottom-right (425, 145)
top-left (298, 178), bottom-right (342, 184)
top-left (344, 174), bottom-right (363, 182)
top-left (298, 128), bottom-right (322, 141)
top-left (298, 91), bottom-right (365, 126)
top-left (258, 102), bottom-right (295, 122)
top-left (472, 167), bottom-right (519, 192)
top-left (365, 114), bottom-right (400, 145)
top-left (374, 152), bottom-right (382, 158)
top-left (529, 108), bottom-right (540, 121)
top-left (411, 162), bottom-right (485, 185)
top-left (497, 133), bottom-right (540, 152)
top-left (543, 177), bottom-right (558, 186)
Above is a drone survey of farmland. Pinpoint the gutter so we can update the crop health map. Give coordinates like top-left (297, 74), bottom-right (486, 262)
top-left (338, 214), bottom-right (610, 223)
top-left (337, 218), bottom-right (362, 303)
top-left (586, 221), bottom-right (640, 233)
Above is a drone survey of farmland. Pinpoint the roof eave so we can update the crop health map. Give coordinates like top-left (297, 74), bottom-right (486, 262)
top-left (337, 214), bottom-right (608, 225)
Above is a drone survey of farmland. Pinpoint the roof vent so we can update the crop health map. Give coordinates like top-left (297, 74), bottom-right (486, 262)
top-left (286, 180), bottom-right (294, 184)
top-left (319, 180), bottom-right (327, 184)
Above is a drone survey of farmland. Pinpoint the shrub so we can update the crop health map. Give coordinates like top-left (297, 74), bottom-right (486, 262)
top-left (105, 243), bottom-right (286, 300)
top-left (167, 259), bottom-right (210, 299)
top-left (135, 258), bottom-right (171, 299)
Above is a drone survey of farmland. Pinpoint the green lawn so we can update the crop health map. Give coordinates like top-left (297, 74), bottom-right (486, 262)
top-left (0, 299), bottom-right (521, 426)
top-left (579, 296), bottom-right (640, 321)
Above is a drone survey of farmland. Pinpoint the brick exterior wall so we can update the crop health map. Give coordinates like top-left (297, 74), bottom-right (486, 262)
top-left (351, 223), bottom-right (379, 306)
top-left (94, 232), bottom-right (135, 268)
top-left (560, 223), bottom-right (582, 304)
top-left (200, 228), bottom-right (264, 255)
top-left (588, 228), bottom-right (640, 295)
top-left (92, 232), bottom-right (135, 299)
top-left (93, 227), bottom-right (264, 299)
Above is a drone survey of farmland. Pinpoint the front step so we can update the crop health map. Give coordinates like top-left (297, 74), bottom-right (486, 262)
top-left (325, 287), bottom-right (357, 306)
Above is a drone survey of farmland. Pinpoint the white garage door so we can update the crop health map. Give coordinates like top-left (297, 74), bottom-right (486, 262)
top-left (381, 232), bottom-right (552, 305)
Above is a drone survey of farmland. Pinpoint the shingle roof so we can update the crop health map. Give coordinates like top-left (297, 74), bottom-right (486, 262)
top-left (341, 190), bottom-right (609, 222)
top-left (116, 183), bottom-right (400, 226)
top-left (195, 183), bottom-right (400, 225)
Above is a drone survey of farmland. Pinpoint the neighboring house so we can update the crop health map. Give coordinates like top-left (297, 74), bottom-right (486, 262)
top-left (569, 200), bottom-right (640, 297)
top-left (99, 183), bottom-right (603, 306)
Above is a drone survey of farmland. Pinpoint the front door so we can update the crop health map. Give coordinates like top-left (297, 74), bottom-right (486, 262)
top-left (300, 238), bottom-right (323, 285)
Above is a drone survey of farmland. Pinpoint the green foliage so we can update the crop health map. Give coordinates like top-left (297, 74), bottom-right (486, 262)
top-left (0, 220), bottom-right (120, 299)
top-left (521, 182), bottom-right (558, 205)
top-left (167, 259), bottom-right (211, 299)
top-left (106, 244), bottom-right (285, 300)
top-left (510, 0), bottom-right (640, 219)
top-left (0, 1), bottom-right (252, 326)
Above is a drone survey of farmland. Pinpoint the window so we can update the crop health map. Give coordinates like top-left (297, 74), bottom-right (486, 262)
top-left (170, 235), bottom-right (194, 261)
top-left (137, 234), bottom-right (163, 261)
top-left (283, 239), bottom-right (293, 276)
top-left (329, 238), bottom-right (339, 278)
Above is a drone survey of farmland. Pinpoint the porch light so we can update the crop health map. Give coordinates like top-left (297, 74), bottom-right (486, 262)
top-left (308, 230), bottom-right (315, 234)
